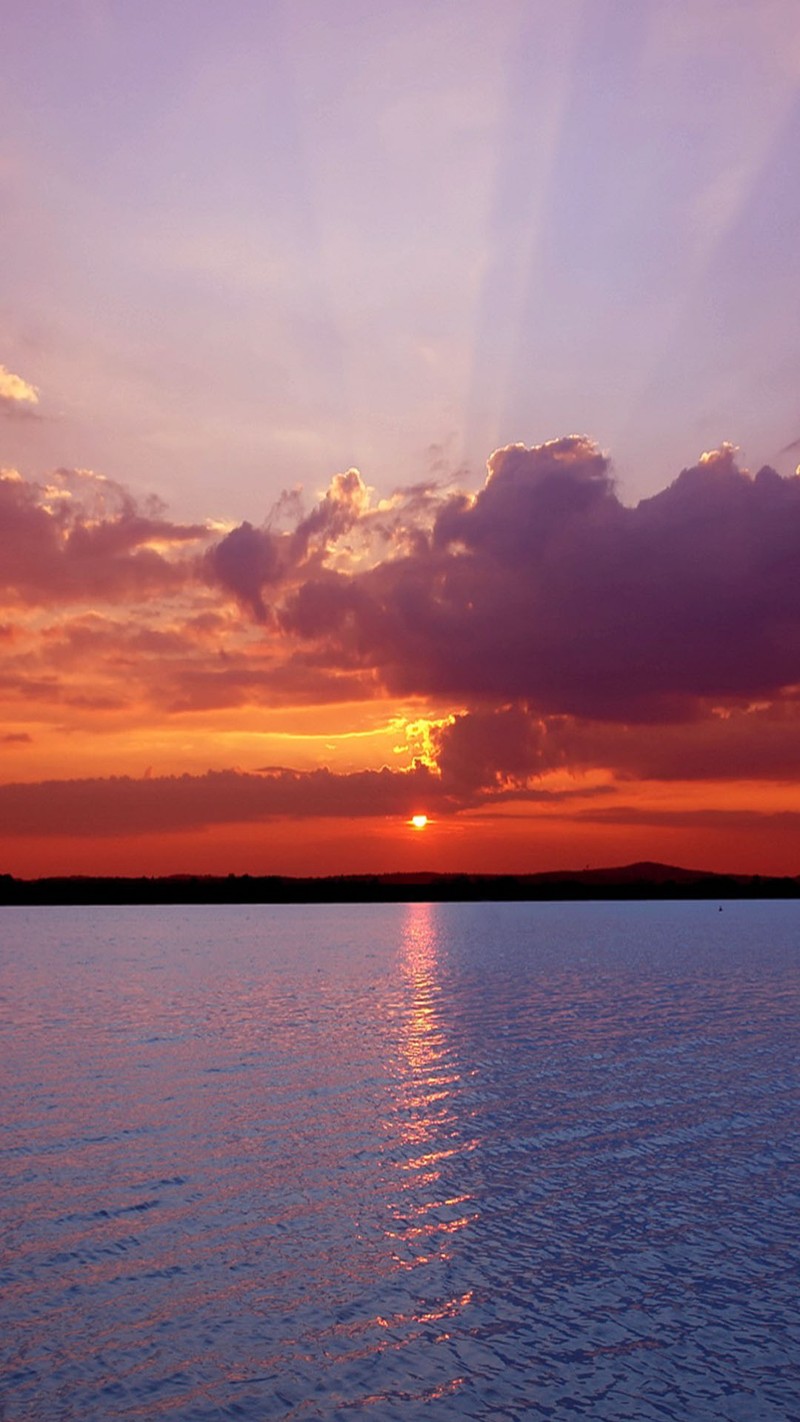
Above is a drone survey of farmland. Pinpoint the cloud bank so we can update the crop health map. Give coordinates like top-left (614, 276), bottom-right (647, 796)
top-left (0, 760), bottom-right (598, 839)
top-left (281, 440), bottom-right (800, 718)
top-left (3, 438), bottom-right (800, 839)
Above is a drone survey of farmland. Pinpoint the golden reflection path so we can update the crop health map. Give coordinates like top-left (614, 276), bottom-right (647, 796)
top-left (381, 902), bottom-right (477, 1354)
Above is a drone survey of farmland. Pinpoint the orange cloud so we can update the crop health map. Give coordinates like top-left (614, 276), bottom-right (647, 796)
top-left (0, 362), bottom-right (39, 416)
top-left (4, 439), bottom-right (800, 876)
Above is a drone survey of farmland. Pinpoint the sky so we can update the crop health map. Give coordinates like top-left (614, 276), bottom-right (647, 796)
top-left (2, 0), bottom-right (800, 878)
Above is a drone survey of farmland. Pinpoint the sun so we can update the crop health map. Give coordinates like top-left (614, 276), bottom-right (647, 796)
top-left (410, 814), bottom-right (429, 830)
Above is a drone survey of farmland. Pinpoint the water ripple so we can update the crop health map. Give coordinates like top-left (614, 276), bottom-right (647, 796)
top-left (1, 899), bottom-right (798, 1420)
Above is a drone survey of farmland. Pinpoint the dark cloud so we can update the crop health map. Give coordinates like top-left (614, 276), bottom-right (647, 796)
top-left (6, 439), bottom-right (800, 802)
top-left (7, 442), bottom-right (800, 723)
top-left (281, 441), bottom-right (800, 718)
top-left (203, 520), bottom-right (286, 621)
top-left (562, 699), bottom-right (800, 782)
top-left (434, 705), bottom-right (552, 795)
top-left (0, 470), bottom-right (208, 607)
top-left (0, 764), bottom-right (438, 837)
top-left (0, 761), bottom-right (603, 838)
top-left (204, 469), bottom-right (371, 619)
top-left (434, 698), bottom-right (800, 788)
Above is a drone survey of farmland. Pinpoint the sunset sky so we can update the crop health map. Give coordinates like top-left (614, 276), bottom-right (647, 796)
top-left (2, 0), bottom-right (800, 878)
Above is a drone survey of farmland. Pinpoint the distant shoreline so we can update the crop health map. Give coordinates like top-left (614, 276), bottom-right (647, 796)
top-left (2, 863), bottom-right (799, 906)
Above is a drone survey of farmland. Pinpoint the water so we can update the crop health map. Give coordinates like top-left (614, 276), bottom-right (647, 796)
top-left (1, 900), bottom-right (798, 1420)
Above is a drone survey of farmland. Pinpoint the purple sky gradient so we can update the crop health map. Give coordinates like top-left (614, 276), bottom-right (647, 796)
top-left (3, 2), bottom-right (800, 878)
top-left (3, 1), bottom-right (800, 522)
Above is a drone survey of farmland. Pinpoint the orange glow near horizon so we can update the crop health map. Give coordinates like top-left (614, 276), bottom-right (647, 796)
top-left (4, 452), bottom-right (800, 881)
top-left (4, 776), bottom-right (800, 881)
top-left (4, 6), bottom-right (800, 889)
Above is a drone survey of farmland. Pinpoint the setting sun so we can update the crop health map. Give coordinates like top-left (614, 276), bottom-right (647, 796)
top-left (411, 815), bottom-right (429, 830)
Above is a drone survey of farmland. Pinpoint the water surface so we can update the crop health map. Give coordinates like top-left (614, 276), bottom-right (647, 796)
top-left (2, 900), bottom-right (798, 1419)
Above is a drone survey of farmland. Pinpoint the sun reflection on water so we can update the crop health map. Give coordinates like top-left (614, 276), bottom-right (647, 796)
top-left (385, 902), bottom-right (478, 1288)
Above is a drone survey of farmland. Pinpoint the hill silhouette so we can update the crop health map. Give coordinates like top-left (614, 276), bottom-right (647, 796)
top-left (1, 862), bottom-right (798, 906)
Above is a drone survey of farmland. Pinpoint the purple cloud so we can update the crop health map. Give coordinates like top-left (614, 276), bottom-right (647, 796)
top-left (281, 441), bottom-right (800, 718)
top-left (0, 469), bottom-right (208, 606)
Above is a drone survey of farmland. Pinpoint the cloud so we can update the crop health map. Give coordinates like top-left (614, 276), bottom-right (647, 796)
top-left (162, 659), bottom-right (378, 712)
top-left (0, 760), bottom-right (603, 838)
top-left (203, 468), bottom-right (373, 619)
top-left (558, 699), bottom-right (800, 783)
top-left (5, 438), bottom-right (800, 804)
top-left (433, 698), bottom-right (800, 788)
top-left (281, 440), bottom-right (800, 719)
top-left (434, 705), bottom-right (552, 795)
top-left (0, 764), bottom-right (439, 836)
top-left (0, 468), bottom-right (209, 606)
top-left (203, 520), bottom-right (285, 621)
top-left (576, 805), bottom-right (800, 833)
top-left (0, 363), bottom-right (40, 418)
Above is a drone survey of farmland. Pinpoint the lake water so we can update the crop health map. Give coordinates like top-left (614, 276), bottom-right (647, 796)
top-left (1, 900), bottom-right (799, 1421)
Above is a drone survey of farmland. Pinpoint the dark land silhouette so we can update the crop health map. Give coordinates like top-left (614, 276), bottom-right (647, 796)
top-left (1, 862), bottom-right (798, 906)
